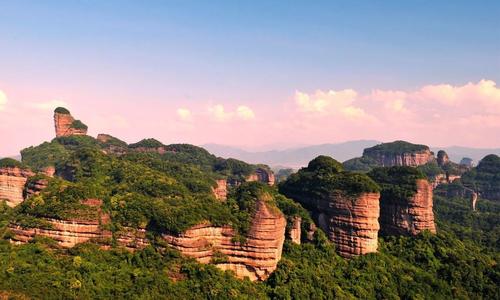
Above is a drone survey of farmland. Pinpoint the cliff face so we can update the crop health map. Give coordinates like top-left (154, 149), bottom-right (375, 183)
top-left (24, 177), bottom-right (49, 198)
top-left (212, 179), bottom-right (227, 201)
top-left (311, 192), bottom-right (380, 257)
top-left (0, 167), bottom-right (34, 207)
top-left (9, 199), bottom-right (111, 247)
top-left (364, 150), bottom-right (434, 167)
top-left (379, 179), bottom-right (436, 236)
top-left (54, 111), bottom-right (87, 137)
top-left (437, 150), bottom-right (450, 167)
top-left (246, 168), bottom-right (275, 186)
top-left (163, 200), bottom-right (286, 281)
top-left (288, 216), bottom-right (301, 244)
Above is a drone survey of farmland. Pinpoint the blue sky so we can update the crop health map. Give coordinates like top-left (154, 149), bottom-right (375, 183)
top-left (1, 1), bottom-right (499, 155)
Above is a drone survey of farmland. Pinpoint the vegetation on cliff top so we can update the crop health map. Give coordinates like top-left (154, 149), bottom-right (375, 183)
top-left (460, 154), bottom-right (500, 200)
top-left (279, 156), bottom-right (380, 205)
top-left (128, 138), bottom-right (164, 149)
top-left (368, 166), bottom-right (426, 204)
top-left (70, 120), bottom-right (88, 130)
top-left (363, 140), bottom-right (430, 155)
top-left (54, 107), bottom-right (70, 114)
top-left (0, 158), bottom-right (28, 170)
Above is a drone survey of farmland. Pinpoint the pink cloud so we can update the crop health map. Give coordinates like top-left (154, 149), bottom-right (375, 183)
top-left (1, 79), bottom-right (500, 157)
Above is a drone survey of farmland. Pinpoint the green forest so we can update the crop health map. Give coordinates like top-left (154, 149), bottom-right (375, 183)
top-left (0, 134), bottom-right (498, 299)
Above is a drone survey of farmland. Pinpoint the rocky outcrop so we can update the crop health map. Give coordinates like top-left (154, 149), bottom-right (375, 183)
top-left (437, 150), bottom-right (449, 167)
top-left (0, 167), bottom-right (34, 207)
top-left (9, 199), bottom-right (111, 247)
top-left (288, 216), bottom-right (301, 244)
top-left (54, 108), bottom-right (87, 137)
top-left (163, 200), bottom-right (286, 281)
top-left (97, 134), bottom-right (129, 155)
top-left (24, 176), bottom-right (49, 198)
top-left (379, 179), bottom-right (436, 236)
top-left (246, 168), bottom-right (275, 186)
top-left (312, 192), bottom-right (380, 257)
top-left (460, 157), bottom-right (475, 168)
top-left (364, 150), bottom-right (434, 167)
top-left (212, 179), bottom-right (227, 201)
top-left (362, 141), bottom-right (434, 167)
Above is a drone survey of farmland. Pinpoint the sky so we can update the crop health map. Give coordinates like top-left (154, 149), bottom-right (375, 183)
top-left (1, 1), bottom-right (499, 156)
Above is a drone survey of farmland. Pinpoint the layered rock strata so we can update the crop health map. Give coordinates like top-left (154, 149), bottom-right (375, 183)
top-left (9, 199), bottom-right (111, 247)
top-left (0, 167), bottom-right (34, 207)
top-left (54, 110), bottom-right (87, 137)
top-left (288, 216), bottom-right (301, 244)
top-left (379, 179), bottom-right (436, 236)
top-left (246, 168), bottom-right (275, 186)
top-left (163, 200), bottom-right (286, 281)
top-left (311, 192), bottom-right (380, 257)
top-left (364, 150), bottom-right (434, 167)
top-left (212, 179), bottom-right (228, 201)
top-left (24, 177), bottom-right (49, 198)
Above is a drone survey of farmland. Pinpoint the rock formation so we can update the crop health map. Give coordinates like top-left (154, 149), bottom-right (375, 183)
top-left (24, 176), bottom-right (49, 199)
top-left (313, 192), bottom-right (380, 257)
top-left (460, 157), bottom-right (475, 168)
top-left (288, 216), bottom-right (301, 244)
top-left (246, 168), bottom-right (275, 186)
top-left (9, 199), bottom-right (111, 247)
top-left (212, 179), bottom-right (228, 201)
top-left (97, 134), bottom-right (129, 155)
top-left (54, 107), bottom-right (88, 137)
top-left (437, 150), bottom-right (450, 167)
top-left (362, 141), bottom-right (434, 167)
top-left (379, 179), bottom-right (436, 236)
top-left (163, 200), bottom-right (286, 281)
top-left (0, 167), bottom-right (34, 207)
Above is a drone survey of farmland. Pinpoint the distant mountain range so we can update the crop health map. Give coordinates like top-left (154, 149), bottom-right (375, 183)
top-left (203, 141), bottom-right (500, 169)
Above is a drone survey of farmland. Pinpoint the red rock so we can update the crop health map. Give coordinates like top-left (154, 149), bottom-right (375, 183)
top-left (246, 168), bottom-right (275, 186)
top-left (9, 199), bottom-right (111, 247)
top-left (0, 167), bottom-right (34, 207)
top-left (163, 200), bottom-right (286, 281)
top-left (379, 179), bottom-right (436, 236)
top-left (212, 179), bottom-right (227, 201)
top-left (314, 192), bottom-right (380, 257)
top-left (288, 216), bottom-right (301, 244)
top-left (54, 111), bottom-right (87, 137)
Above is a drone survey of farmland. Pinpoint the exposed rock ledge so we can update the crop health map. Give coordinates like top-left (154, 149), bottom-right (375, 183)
top-left (379, 179), bottom-right (436, 236)
top-left (313, 192), bottom-right (380, 257)
top-left (9, 200), bottom-right (286, 281)
top-left (163, 200), bottom-right (286, 281)
top-left (0, 167), bottom-right (34, 207)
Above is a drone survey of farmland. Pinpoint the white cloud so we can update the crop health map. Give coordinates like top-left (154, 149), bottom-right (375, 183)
top-left (28, 99), bottom-right (68, 111)
top-left (295, 89), bottom-right (358, 114)
top-left (0, 90), bottom-right (7, 111)
top-left (208, 104), bottom-right (255, 122)
top-left (236, 105), bottom-right (255, 120)
top-left (177, 108), bottom-right (193, 121)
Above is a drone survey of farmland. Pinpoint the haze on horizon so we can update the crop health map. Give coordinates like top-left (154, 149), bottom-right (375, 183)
top-left (1, 1), bottom-right (499, 157)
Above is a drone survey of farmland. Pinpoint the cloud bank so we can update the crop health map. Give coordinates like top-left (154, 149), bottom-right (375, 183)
top-left (1, 79), bottom-right (500, 156)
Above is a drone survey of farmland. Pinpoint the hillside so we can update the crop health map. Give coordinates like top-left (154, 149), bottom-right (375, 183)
top-left (0, 108), bottom-right (497, 299)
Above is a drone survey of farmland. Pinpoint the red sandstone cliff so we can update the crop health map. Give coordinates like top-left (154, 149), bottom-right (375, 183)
top-left (163, 200), bottom-right (286, 281)
top-left (246, 168), bottom-right (275, 186)
top-left (379, 179), bottom-right (436, 236)
top-left (0, 167), bottom-right (34, 207)
top-left (9, 199), bottom-right (111, 247)
top-left (288, 216), bottom-right (301, 244)
top-left (54, 110), bottom-right (87, 137)
top-left (367, 150), bottom-right (434, 167)
top-left (313, 192), bottom-right (380, 257)
top-left (212, 179), bottom-right (228, 201)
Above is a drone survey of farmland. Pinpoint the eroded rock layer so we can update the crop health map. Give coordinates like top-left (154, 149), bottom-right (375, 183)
top-left (0, 167), bottom-right (34, 207)
top-left (288, 216), bottom-right (301, 244)
top-left (379, 179), bottom-right (436, 236)
top-left (212, 179), bottom-right (227, 201)
top-left (9, 199), bottom-right (111, 247)
top-left (364, 150), bottom-right (434, 167)
top-left (246, 168), bottom-right (275, 186)
top-left (54, 112), bottom-right (87, 137)
top-left (312, 192), bottom-right (380, 257)
top-left (163, 200), bottom-right (286, 281)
